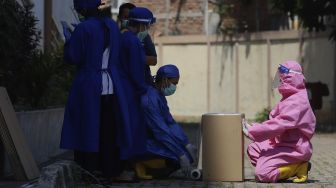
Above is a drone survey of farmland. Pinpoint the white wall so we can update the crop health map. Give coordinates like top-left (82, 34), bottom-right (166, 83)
top-left (52, 0), bottom-right (79, 40)
top-left (31, 0), bottom-right (45, 48)
top-left (30, 0), bottom-right (78, 45)
top-left (154, 31), bottom-right (336, 124)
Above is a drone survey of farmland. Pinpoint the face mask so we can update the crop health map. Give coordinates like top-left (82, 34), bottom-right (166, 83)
top-left (78, 14), bottom-right (85, 22)
top-left (120, 19), bottom-right (128, 29)
top-left (137, 29), bottom-right (148, 42)
top-left (161, 84), bottom-right (177, 96)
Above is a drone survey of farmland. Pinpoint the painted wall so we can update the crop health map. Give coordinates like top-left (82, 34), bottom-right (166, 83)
top-left (153, 31), bottom-right (336, 125)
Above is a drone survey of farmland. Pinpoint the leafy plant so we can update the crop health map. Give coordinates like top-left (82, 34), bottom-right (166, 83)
top-left (255, 107), bottom-right (271, 123)
top-left (0, 0), bottom-right (74, 110)
top-left (0, 0), bottom-right (40, 103)
top-left (271, 0), bottom-right (336, 41)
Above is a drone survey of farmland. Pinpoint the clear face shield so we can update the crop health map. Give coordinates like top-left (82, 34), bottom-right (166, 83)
top-left (272, 71), bottom-right (281, 89)
top-left (272, 64), bottom-right (302, 89)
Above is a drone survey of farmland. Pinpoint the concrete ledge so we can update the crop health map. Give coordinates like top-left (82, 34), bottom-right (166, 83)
top-left (154, 30), bottom-right (331, 44)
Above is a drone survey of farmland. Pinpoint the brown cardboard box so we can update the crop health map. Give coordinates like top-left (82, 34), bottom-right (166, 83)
top-left (202, 113), bottom-right (244, 182)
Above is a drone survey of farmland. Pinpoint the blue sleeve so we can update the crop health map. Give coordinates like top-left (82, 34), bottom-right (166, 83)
top-left (143, 35), bottom-right (157, 57)
top-left (64, 24), bottom-right (86, 65)
top-left (144, 97), bottom-right (187, 157)
top-left (128, 37), bottom-right (148, 94)
top-left (159, 97), bottom-right (189, 145)
top-left (169, 123), bottom-right (189, 146)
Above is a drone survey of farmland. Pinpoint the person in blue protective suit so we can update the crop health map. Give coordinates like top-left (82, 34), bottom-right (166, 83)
top-left (135, 64), bottom-right (197, 180)
top-left (117, 3), bottom-right (158, 85)
top-left (118, 7), bottom-right (156, 161)
top-left (60, 0), bottom-right (135, 182)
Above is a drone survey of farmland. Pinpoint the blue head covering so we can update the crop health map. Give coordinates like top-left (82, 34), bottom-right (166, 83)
top-left (156, 65), bottom-right (180, 80)
top-left (129, 7), bottom-right (156, 24)
top-left (73, 0), bottom-right (101, 10)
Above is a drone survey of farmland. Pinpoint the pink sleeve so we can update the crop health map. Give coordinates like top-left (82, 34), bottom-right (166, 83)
top-left (248, 103), bottom-right (301, 142)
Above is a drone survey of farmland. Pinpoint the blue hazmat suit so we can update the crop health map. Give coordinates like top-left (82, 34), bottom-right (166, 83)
top-left (119, 30), bottom-right (148, 159)
top-left (141, 66), bottom-right (192, 162)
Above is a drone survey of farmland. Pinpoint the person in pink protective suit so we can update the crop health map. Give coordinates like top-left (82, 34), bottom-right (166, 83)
top-left (242, 61), bottom-right (316, 183)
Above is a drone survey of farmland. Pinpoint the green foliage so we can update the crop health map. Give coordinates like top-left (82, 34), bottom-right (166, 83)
top-left (16, 47), bottom-right (75, 110)
top-left (0, 0), bottom-right (40, 103)
top-left (255, 107), bottom-right (271, 123)
top-left (0, 0), bottom-right (74, 110)
top-left (271, 0), bottom-right (336, 41)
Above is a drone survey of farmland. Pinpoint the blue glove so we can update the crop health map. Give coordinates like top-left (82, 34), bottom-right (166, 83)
top-left (61, 21), bottom-right (72, 42)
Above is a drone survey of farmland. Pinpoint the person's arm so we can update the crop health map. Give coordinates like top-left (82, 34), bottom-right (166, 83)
top-left (127, 37), bottom-right (148, 94)
top-left (248, 101), bottom-right (301, 142)
top-left (143, 35), bottom-right (157, 66)
top-left (64, 24), bottom-right (86, 65)
top-left (146, 56), bottom-right (157, 66)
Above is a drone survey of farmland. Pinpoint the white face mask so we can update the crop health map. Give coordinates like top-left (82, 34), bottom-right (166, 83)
top-left (161, 83), bottom-right (177, 96)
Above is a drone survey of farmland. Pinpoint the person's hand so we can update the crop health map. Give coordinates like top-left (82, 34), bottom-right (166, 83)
top-left (242, 119), bottom-right (252, 138)
top-left (179, 154), bottom-right (191, 175)
top-left (71, 23), bottom-right (78, 28)
top-left (186, 144), bottom-right (197, 164)
top-left (98, 0), bottom-right (111, 10)
top-left (179, 154), bottom-right (191, 168)
top-left (61, 21), bottom-right (72, 42)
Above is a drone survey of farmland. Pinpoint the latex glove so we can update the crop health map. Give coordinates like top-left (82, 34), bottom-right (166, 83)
top-left (179, 154), bottom-right (191, 169)
top-left (186, 144), bottom-right (197, 164)
top-left (71, 23), bottom-right (78, 28)
top-left (179, 154), bottom-right (191, 176)
top-left (242, 119), bottom-right (252, 138)
top-left (98, 0), bottom-right (111, 10)
top-left (61, 21), bottom-right (72, 42)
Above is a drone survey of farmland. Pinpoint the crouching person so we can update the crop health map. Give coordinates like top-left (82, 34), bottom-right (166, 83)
top-left (136, 64), bottom-right (197, 180)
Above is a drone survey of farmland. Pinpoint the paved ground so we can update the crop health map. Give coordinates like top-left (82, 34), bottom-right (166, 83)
top-left (102, 133), bottom-right (336, 188)
top-left (1, 131), bottom-right (335, 188)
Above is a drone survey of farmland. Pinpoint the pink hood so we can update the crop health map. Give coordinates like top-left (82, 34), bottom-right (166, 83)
top-left (278, 61), bottom-right (306, 97)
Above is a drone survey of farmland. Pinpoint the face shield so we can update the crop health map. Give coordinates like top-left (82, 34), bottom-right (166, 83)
top-left (272, 64), bottom-right (302, 89)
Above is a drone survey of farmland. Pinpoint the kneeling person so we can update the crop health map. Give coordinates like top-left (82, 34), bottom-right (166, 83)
top-left (137, 65), bottom-right (196, 180)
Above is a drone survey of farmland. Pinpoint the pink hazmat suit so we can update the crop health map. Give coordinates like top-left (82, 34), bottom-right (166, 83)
top-left (247, 61), bottom-right (316, 182)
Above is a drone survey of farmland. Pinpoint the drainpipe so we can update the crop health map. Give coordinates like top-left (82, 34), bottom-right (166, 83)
top-left (164, 0), bottom-right (170, 35)
top-left (205, 0), bottom-right (211, 112)
top-left (44, 0), bottom-right (52, 53)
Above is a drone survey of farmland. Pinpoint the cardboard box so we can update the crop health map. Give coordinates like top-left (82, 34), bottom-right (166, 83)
top-left (202, 113), bottom-right (244, 182)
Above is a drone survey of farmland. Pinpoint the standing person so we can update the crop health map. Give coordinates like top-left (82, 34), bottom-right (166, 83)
top-left (242, 61), bottom-right (316, 183)
top-left (118, 3), bottom-right (157, 85)
top-left (118, 7), bottom-right (156, 161)
top-left (60, 0), bottom-right (134, 181)
top-left (135, 65), bottom-right (197, 180)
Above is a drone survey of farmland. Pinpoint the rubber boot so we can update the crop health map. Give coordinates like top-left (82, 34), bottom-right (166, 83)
top-left (135, 159), bottom-right (166, 180)
top-left (293, 162), bottom-right (310, 183)
top-left (278, 162), bottom-right (310, 183)
top-left (135, 163), bottom-right (153, 180)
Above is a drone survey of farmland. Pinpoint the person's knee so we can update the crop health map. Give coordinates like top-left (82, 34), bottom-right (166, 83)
top-left (247, 143), bottom-right (259, 161)
top-left (255, 165), bottom-right (279, 183)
